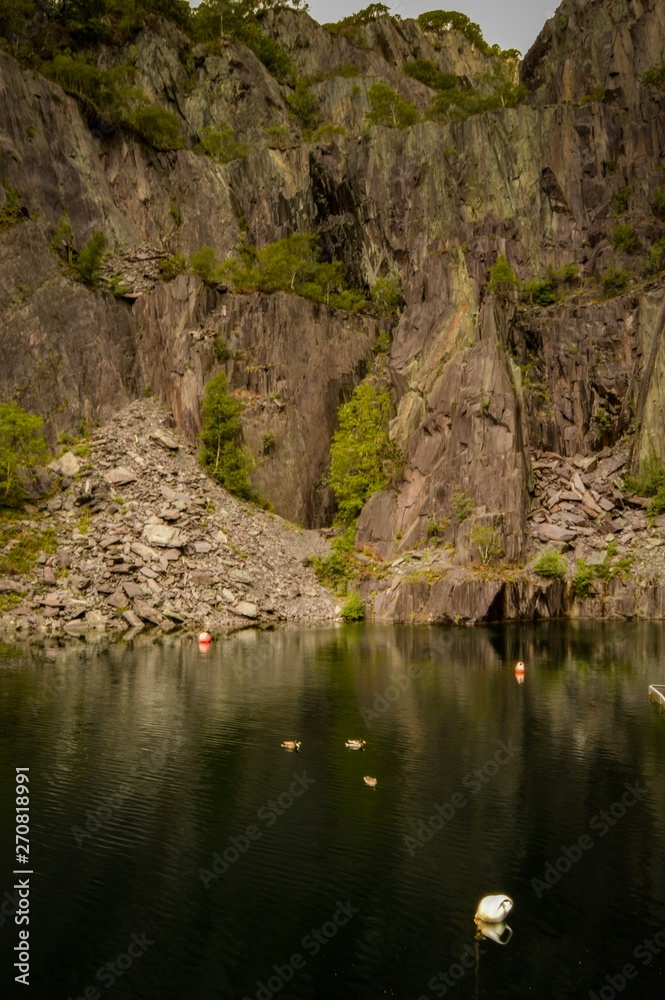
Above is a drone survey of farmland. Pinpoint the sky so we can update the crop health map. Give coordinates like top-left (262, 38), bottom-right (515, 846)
top-left (305, 1), bottom-right (562, 56)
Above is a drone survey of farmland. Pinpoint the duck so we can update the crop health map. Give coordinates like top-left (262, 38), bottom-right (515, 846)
top-left (345, 739), bottom-right (366, 750)
top-left (474, 895), bottom-right (513, 923)
top-left (363, 776), bottom-right (378, 787)
top-left (280, 740), bottom-right (301, 751)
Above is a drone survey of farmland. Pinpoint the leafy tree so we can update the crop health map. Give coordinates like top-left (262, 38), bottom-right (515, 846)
top-left (287, 79), bottom-right (319, 131)
top-left (329, 381), bottom-right (400, 525)
top-left (51, 211), bottom-right (76, 260)
top-left (222, 233), bottom-right (367, 310)
top-left (0, 402), bottom-right (49, 505)
top-left (470, 523), bottom-right (502, 565)
top-left (366, 82), bottom-right (419, 129)
top-left (488, 254), bottom-right (518, 299)
top-left (417, 10), bottom-right (489, 53)
top-left (74, 231), bottom-right (106, 287)
top-left (199, 371), bottom-right (256, 500)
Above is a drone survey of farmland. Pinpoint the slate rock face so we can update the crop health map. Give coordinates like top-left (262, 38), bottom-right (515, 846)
top-left (2, 2), bottom-right (665, 623)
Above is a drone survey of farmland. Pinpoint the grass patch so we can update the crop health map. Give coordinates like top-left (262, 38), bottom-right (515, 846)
top-left (0, 520), bottom-right (57, 576)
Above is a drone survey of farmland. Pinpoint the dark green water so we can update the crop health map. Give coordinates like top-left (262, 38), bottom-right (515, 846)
top-left (1, 622), bottom-right (664, 1000)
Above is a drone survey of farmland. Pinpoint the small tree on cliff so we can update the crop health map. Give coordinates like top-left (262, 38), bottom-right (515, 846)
top-left (0, 402), bottom-right (49, 505)
top-left (488, 254), bottom-right (518, 300)
top-left (329, 381), bottom-right (401, 525)
top-left (199, 371), bottom-right (257, 501)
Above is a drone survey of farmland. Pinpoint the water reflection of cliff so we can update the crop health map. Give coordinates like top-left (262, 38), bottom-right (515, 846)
top-left (1, 623), bottom-right (664, 999)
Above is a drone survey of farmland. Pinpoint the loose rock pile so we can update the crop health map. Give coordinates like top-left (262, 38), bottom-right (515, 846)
top-left (0, 399), bottom-right (336, 639)
top-left (527, 448), bottom-right (664, 573)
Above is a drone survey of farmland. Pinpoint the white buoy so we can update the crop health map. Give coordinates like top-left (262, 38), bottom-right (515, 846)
top-left (474, 895), bottom-right (513, 923)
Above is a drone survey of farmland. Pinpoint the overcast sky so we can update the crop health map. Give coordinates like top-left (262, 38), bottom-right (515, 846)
top-left (306, 1), bottom-right (561, 56)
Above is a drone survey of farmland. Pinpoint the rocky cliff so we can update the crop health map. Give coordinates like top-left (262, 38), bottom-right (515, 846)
top-left (2, 0), bottom-right (665, 629)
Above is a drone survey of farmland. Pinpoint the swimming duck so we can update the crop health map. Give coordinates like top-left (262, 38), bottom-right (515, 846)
top-left (363, 776), bottom-right (377, 787)
top-left (345, 739), bottom-right (366, 750)
top-left (280, 740), bottom-right (301, 751)
top-left (474, 895), bottom-right (513, 923)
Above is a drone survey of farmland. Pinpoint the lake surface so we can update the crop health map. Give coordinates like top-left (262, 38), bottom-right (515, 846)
top-left (1, 622), bottom-right (664, 1000)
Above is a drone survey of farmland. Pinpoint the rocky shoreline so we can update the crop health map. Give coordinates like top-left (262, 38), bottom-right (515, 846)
top-left (0, 399), bottom-right (337, 640)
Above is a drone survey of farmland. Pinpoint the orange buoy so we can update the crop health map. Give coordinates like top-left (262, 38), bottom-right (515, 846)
top-left (515, 660), bottom-right (525, 673)
top-left (198, 631), bottom-right (212, 645)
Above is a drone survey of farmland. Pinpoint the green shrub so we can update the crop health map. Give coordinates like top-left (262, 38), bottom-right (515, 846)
top-left (642, 61), bottom-right (665, 88)
top-left (404, 59), bottom-right (457, 91)
top-left (310, 125), bottom-right (349, 143)
top-left (127, 105), bottom-right (184, 149)
top-left (533, 549), bottom-right (567, 580)
top-left (370, 274), bottom-right (404, 316)
top-left (190, 246), bottom-right (221, 282)
top-left (613, 186), bottom-right (630, 215)
top-left (366, 83), bottom-right (420, 129)
top-left (74, 231), bottom-right (106, 288)
top-left (341, 591), bottom-right (365, 622)
top-left (199, 371), bottom-right (257, 502)
top-left (452, 488), bottom-right (472, 523)
top-left (611, 223), bottom-right (639, 254)
top-left (600, 266), bottom-right (630, 298)
top-left (51, 211), bottom-right (75, 260)
top-left (645, 237), bottom-right (665, 276)
top-left (521, 263), bottom-right (579, 306)
top-left (262, 430), bottom-right (276, 455)
top-left (264, 125), bottom-right (292, 149)
top-left (0, 402), bottom-right (49, 506)
top-left (624, 458), bottom-right (665, 497)
top-left (214, 334), bottom-right (231, 362)
top-left (571, 559), bottom-right (595, 597)
top-left (194, 125), bottom-right (248, 163)
top-left (652, 189), bottom-right (665, 220)
top-left (329, 381), bottom-right (400, 525)
top-left (159, 253), bottom-right (188, 281)
top-left (489, 254), bottom-right (518, 299)
top-left (648, 487), bottom-right (665, 517)
top-left (222, 233), bottom-right (367, 311)
top-left (522, 277), bottom-right (558, 307)
top-left (287, 79), bottom-right (319, 131)
top-left (0, 182), bottom-right (23, 229)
